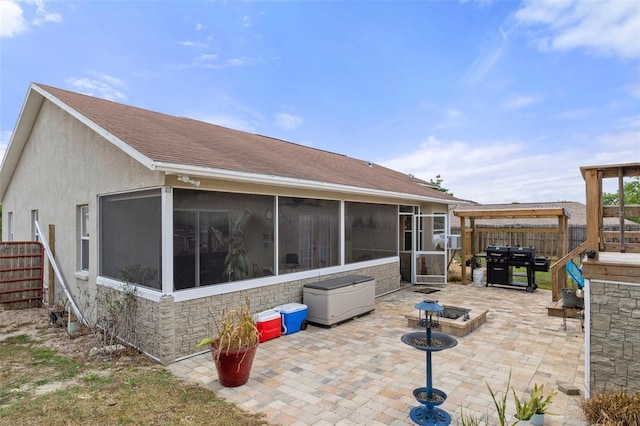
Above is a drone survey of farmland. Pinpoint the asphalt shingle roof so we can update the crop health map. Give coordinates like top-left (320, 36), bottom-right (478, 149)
top-left (36, 83), bottom-right (461, 202)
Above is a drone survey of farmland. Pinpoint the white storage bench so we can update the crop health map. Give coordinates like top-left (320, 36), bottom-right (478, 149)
top-left (303, 275), bottom-right (375, 326)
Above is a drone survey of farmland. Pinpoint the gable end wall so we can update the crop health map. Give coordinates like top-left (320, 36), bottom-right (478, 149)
top-left (2, 100), bottom-right (164, 311)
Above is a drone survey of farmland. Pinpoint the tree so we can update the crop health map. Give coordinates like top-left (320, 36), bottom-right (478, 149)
top-left (428, 174), bottom-right (453, 196)
top-left (603, 177), bottom-right (640, 224)
top-left (603, 177), bottom-right (640, 205)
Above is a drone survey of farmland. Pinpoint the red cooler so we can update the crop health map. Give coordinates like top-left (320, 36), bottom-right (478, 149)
top-left (256, 309), bottom-right (281, 343)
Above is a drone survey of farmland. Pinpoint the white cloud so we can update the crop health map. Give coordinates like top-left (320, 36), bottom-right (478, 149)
top-left (0, 0), bottom-right (27, 37)
top-left (203, 57), bottom-right (261, 69)
top-left (66, 73), bottom-right (127, 102)
top-left (514, 0), bottom-right (640, 59)
top-left (195, 23), bottom-right (206, 31)
top-left (463, 26), bottom-right (509, 86)
top-left (0, 0), bottom-right (61, 37)
top-left (197, 53), bottom-right (218, 61)
top-left (177, 40), bottom-right (207, 49)
top-left (502, 94), bottom-right (541, 110)
top-left (274, 113), bottom-right (303, 130)
top-left (380, 132), bottom-right (640, 204)
top-left (32, 0), bottom-right (62, 26)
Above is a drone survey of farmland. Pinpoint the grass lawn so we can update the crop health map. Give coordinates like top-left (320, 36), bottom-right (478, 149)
top-left (0, 332), bottom-right (272, 426)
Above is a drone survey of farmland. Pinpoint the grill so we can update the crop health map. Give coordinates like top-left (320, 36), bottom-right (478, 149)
top-left (486, 246), bottom-right (549, 293)
top-left (508, 246), bottom-right (535, 266)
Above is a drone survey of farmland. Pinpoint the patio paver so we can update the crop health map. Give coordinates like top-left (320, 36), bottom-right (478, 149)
top-left (168, 283), bottom-right (587, 425)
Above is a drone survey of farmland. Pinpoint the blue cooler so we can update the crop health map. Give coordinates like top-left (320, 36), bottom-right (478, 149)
top-left (273, 303), bottom-right (308, 335)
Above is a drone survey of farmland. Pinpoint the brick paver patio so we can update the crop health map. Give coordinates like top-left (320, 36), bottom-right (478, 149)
top-left (168, 283), bottom-right (586, 425)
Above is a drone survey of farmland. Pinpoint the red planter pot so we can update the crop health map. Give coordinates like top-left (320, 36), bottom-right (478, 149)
top-left (211, 343), bottom-right (258, 387)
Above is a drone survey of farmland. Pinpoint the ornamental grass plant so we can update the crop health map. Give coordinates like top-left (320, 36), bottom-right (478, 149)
top-left (195, 298), bottom-right (259, 362)
top-left (580, 389), bottom-right (640, 426)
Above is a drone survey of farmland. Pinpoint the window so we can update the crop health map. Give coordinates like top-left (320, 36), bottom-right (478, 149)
top-left (173, 189), bottom-right (275, 290)
top-left (31, 210), bottom-right (39, 241)
top-left (79, 205), bottom-right (89, 271)
top-left (277, 197), bottom-right (340, 274)
top-left (7, 212), bottom-right (14, 241)
top-left (100, 189), bottom-right (162, 289)
top-left (345, 202), bottom-right (397, 263)
top-left (400, 206), bottom-right (420, 251)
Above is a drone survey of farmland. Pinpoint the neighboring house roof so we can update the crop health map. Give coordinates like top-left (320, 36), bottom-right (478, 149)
top-left (449, 201), bottom-right (633, 227)
top-left (0, 83), bottom-right (464, 204)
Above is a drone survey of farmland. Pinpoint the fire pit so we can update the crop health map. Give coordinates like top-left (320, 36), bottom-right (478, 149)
top-left (405, 304), bottom-right (488, 337)
top-left (402, 300), bottom-right (458, 426)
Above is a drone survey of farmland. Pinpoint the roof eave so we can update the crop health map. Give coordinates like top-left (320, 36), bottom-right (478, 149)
top-left (154, 162), bottom-right (456, 204)
top-left (1, 84), bottom-right (158, 201)
top-left (0, 84), bottom-right (45, 200)
top-left (31, 84), bottom-right (155, 169)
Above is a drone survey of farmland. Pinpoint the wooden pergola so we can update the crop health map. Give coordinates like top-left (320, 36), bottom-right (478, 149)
top-left (454, 207), bottom-right (570, 289)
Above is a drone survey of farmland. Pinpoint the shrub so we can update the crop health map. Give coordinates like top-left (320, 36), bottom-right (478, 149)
top-left (581, 389), bottom-right (640, 426)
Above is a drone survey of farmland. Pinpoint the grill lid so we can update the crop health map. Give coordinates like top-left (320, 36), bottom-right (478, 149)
top-left (487, 246), bottom-right (509, 256)
top-left (508, 246), bottom-right (536, 260)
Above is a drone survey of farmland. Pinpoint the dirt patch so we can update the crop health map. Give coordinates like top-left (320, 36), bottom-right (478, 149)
top-left (0, 306), bottom-right (153, 365)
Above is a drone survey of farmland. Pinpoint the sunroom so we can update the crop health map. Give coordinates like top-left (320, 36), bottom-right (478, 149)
top-left (1, 83), bottom-right (462, 364)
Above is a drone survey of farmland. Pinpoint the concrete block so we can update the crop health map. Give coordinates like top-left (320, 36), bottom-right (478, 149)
top-left (557, 381), bottom-right (580, 396)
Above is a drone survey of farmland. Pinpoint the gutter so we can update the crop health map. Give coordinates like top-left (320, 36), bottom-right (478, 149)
top-left (155, 161), bottom-right (457, 205)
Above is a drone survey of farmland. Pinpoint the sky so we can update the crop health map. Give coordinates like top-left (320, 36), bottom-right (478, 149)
top-left (1, 0), bottom-right (639, 204)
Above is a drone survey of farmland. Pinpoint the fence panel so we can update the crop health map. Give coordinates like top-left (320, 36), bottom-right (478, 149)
top-left (453, 223), bottom-right (640, 259)
top-left (453, 225), bottom-right (559, 258)
top-left (0, 241), bottom-right (44, 310)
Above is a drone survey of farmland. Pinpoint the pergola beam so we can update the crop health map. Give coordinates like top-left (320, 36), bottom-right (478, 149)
top-left (454, 208), bottom-right (571, 286)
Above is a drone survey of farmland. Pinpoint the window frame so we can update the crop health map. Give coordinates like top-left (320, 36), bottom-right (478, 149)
top-left (7, 211), bottom-right (14, 241)
top-left (31, 210), bottom-right (39, 241)
top-left (80, 205), bottom-right (89, 272)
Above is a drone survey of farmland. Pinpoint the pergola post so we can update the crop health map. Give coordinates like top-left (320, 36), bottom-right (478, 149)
top-left (460, 216), bottom-right (468, 284)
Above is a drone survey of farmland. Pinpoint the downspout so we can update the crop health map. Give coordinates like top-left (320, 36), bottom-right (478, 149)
top-left (35, 220), bottom-right (87, 326)
top-left (584, 277), bottom-right (591, 399)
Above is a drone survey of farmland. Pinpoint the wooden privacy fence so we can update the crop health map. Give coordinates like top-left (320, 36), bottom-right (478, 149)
top-left (0, 241), bottom-right (44, 310)
top-left (475, 225), bottom-right (559, 258)
top-left (452, 225), bottom-right (561, 258)
top-left (451, 223), bottom-right (640, 259)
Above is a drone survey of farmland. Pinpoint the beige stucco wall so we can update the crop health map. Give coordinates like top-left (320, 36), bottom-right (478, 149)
top-left (2, 99), bottom-right (164, 309)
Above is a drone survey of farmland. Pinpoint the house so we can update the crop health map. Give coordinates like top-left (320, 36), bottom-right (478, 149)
top-left (0, 83), bottom-right (463, 364)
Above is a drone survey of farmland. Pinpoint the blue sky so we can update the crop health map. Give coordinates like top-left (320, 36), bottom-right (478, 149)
top-left (1, 0), bottom-right (639, 204)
